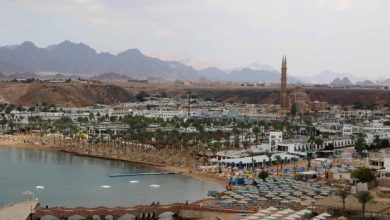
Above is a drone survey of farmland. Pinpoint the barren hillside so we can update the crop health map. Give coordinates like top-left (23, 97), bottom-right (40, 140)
top-left (0, 82), bottom-right (389, 107)
top-left (116, 82), bottom-right (390, 106)
top-left (0, 82), bottom-right (133, 107)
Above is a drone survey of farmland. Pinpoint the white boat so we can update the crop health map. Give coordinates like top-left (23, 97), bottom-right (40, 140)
top-left (101, 185), bottom-right (111, 189)
top-left (129, 180), bottom-right (139, 183)
top-left (149, 184), bottom-right (160, 188)
top-left (36, 185), bottom-right (45, 189)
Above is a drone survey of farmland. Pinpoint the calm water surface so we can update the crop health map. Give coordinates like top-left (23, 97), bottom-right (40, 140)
top-left (0, 146), bottom-right (223, 207)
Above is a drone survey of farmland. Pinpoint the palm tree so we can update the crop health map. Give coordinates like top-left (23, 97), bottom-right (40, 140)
top-left (291, 157), bottom-right (298, 174)
top-left (265, 152), bottom-right (273, 173)
top-left (337, 189), bottom-right (350, 216)
top-left (252, 126), bottom-right (260, 146)
top-left (274, 155), bottom-right (282, 175)
top-left (356, 191), bottom-right (373, 219)
top-left (258, 170), bottom-right (269, 182)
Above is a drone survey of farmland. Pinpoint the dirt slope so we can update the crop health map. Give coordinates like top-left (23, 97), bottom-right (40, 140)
top-left (0, 82), bottom-right (133, 107)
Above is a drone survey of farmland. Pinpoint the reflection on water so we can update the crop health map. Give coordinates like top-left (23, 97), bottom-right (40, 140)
top-left (0, 146), bottom-right (224, 207)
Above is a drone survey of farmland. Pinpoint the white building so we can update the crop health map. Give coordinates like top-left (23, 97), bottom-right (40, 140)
top-left (269, 131), bottom-right (283, 147)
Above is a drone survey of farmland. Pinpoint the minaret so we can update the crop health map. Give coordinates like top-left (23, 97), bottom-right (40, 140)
top-left (280, 55), bottom-right (288, 109)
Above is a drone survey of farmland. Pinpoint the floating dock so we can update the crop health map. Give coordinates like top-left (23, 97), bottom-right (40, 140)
top-left (109, 171), bottom-right (182, 177)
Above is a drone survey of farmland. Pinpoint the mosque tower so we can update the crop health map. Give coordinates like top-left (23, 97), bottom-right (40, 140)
top-left (280, 55), bottom-right (288, 109)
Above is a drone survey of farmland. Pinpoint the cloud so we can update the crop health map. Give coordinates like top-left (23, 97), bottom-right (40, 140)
top-left (1, 0), bottom-right (390, 79)
top-left (2, 0), bottom-right (128, 28)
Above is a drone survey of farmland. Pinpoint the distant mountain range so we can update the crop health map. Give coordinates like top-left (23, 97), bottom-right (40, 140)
top-left (0, 41), bottom-right (200, 81)
top-left (330, 77), bottom-right (353, 85)
top-left (296, 70), bottom-right (364, 84)
top-left (0, 40), bottom-right (387, 85)
top-left (355, 79), bottom-right (375, 86)
top-left (381, 78), bottom-right (390, 86)
top-left (328, 77), bottom-right (390, 86)
top-left (199, 65), bottom-right (300, 83)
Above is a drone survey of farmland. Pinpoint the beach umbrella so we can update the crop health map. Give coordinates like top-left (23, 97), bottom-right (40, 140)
top-left (300, 201), bottom-right (310, 206)
top-left (283, 217), bottom-right (295, 220)
top-left (314, 215), bottom-right (326, 220)
top-left (281, 199), bottom-right (290, 204)
top-left (279, 192), bottom-right (290, 197)
top-left (283, 208), bottom-right (294, 213)
top-left (227, 199), bottom-right (236, 204)
top-left (265, 194), bottom-right (275, 198)
top-left (319, 213), bottom-right (331, 217)
top-left (266, 216), bottom-right (277, 220)
top-left (288, 214), bottom-right (301, 219)
top-left (238, 200), bottom-right (248, 204)
top-left (260, 209), bottom-right (272, 214)
top-left (272, 213), bottom-right (283, 217)
top-left (276, 210), bottom-right (288, 215)
top-left (293, 212), bottom-right (304, 217)
top-left (254, 213), bottom-right (267, 217)
top-left (299, 209), bottom-right (311, 214)
top-left (247, 216), bottom-right (259, 220)
top-left (291, 198), bottom-right (301, 203)
top-left (221, 195), bottom-right (231, 199)
top-left (273, 196), bottom-right (282, 200)
top-left (293, 191), bottom-right (302, 196)
top-left (258, 197), bottom-right (268, 201)
top-left (267, 206), bottom-right (278, 211)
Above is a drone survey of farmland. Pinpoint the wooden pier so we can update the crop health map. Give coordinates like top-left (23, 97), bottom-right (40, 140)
top-left (0, 200), bottom-right (39, 220)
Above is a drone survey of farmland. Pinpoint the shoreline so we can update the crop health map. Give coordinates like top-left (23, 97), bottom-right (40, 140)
top-left (0, 136), bottom-right (228, 187)
top-left (59, 148), bottom-right (228, 186)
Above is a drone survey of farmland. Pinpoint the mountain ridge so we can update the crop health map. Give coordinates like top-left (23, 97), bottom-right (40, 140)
top-left (0, 41), bottom-right (200, 81)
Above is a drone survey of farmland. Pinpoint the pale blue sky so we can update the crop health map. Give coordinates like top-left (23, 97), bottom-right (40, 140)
top-left (1, 0), bottom-right (389, 80)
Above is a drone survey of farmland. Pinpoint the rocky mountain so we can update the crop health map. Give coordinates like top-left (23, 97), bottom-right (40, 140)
top-left (330, 77), bottom-right (353, 86)
top-left (199, 65), bottom-right (300, 83)
top-left (0, 41), bottom-right (200, 81)
top-left (298, 70), bottom-right (364, 84)
top-left (199, 67), bottom-right (228, 81)
top-left (228, 68), bottom-right (300, 83)
top-left (247, 63), bottom-right (276, 72)
top-left (355, 80), bottom-right (375, 86)
top-left (381, 78), bottom-right (390, 85)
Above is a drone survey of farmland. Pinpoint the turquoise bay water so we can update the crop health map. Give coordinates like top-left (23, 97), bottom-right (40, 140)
top-left (0, 146), bottom-right (223, 207)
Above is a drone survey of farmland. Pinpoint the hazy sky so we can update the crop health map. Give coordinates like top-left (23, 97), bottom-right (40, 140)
top-left (1, 0), bottom-right (389, 79)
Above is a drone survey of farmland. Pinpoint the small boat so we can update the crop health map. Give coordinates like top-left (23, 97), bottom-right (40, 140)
top-left (149, 184), bottom-right (160, 188)
top-left (129, 180), bottom-right (139, 183)
top-left (36, 185), bottom-right (45, 189)
top-left (101, 185), bottom-right (111, 189)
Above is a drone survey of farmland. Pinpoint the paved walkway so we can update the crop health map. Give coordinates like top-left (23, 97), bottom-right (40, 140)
top-left (0, 200), bottom-right (38, 220)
